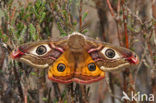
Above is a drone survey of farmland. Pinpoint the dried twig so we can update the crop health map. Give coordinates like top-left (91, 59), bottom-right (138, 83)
top-left (106, 0), bottom-right (115, 17)
top-left (105, 74), bottom-right (122, 102)
top-left (13, 61), bottom-right (24, 101)
top-left (52, 82), bottom-right (62, 102)
top-left (79, 0), bottom-right (83, 32)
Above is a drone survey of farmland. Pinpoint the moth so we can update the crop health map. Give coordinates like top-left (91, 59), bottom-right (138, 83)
top-left (11, 32), bottom-right (139, 84)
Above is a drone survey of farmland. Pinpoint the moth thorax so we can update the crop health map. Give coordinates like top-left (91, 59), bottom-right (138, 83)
top-left (68, 34), bottom-right (85, 52)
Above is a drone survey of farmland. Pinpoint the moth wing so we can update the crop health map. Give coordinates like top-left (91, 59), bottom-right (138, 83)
top-left (85, 38), bottom-right (139, 72)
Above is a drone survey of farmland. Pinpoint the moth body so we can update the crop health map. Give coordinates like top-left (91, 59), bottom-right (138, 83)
top-left (11, 32), bottom-right (139, 84)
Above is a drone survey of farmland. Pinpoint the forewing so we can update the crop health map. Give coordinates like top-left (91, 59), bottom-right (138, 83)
top-left (85, 38), bottom-right (139, 72)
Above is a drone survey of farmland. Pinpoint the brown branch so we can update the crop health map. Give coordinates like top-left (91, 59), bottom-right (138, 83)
top-left (117, 0), bottom-right (121, 15)
top-left (75, 84), bottom-right (88, 103)
top-left (52, 82), bottom-right (62, 102)
top-left (121, 1), bottom-right (134, 103)
top-left (79, 0), bottom-right (83, 32)
top-left (0, 46), bottom-right (5, 69)
top-left (109, 73), bottom-right (115, 103)
top-left (23, 86), bottom-right (28, 103)
top-left (122, 1), bottom-right (129, 48)
top-left (66, 83), bottom-right (74, 103)
top-left (13, 61), bottom-right (24, 101)
top-left (80, 85), bottom-right (88, 103)
top-left (47, 88), bottom-right (52, 103)
top-left (106, 0), bottom-right (115, 17)
top-left (116, 22), bottom-right (123, 46)
top-left (151, 1), bottom-right (156, 100)
top-left (105, 75), bottom-right (122, 102)
top-left (10, 6), bottom-right (16, 22)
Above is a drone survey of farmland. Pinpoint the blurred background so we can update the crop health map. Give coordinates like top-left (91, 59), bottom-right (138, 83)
top-left (0, 0), bottom-right (156, 103)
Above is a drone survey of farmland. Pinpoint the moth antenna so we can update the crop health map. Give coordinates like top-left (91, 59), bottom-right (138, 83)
top-left (79, 20), bottom-right (91, 33)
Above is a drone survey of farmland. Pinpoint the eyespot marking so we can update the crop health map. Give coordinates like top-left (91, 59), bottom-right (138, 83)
top-left (57, 63), bottom-right (66, 72)
top-left (105, 49), bottom-right (115, 58)
top-left (36, 45), bottom-right (47, 55)
top-left (29, 44), bottom-right (51, 56)
top-left (88, 63), bottom-right (96, 71)
top-left (101, 47), bottom-right (120, 59)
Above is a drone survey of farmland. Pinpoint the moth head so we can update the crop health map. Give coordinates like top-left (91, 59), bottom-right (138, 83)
top-left (88, 44), bottom-right (139, 72)
top-left (68, 32), bottom-right (85, 53)
top-left (11, 41), bottom-right (63, 69)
